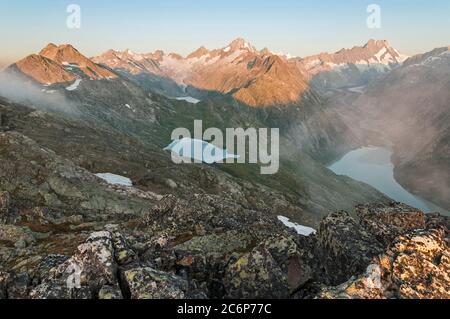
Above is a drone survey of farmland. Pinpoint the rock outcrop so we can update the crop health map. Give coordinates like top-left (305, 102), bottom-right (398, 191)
top-left (319, 229), bottom-right (449, 299)
top-left (0, 193), bottom-right (448, 299)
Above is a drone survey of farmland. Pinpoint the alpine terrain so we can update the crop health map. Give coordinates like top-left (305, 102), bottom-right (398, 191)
top-left (0, 36), bottom-right (448, 300)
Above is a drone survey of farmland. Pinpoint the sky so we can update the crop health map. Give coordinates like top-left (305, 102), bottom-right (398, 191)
top-left (1, 0), bottom-right (450, 66)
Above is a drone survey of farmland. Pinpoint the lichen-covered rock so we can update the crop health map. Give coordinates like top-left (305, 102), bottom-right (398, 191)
top-left (35, 254), bottom-right (68, 281)
top-left (262, 235), bottom-right (314, 292)
top-left (317, 263), bottom-right (386, 299)
top-left (36, 231), bottom-right (117, 297)
top-left (174, 231), bottom-right (256, 256)
top-left (224, 245), bottom-right (289, 299)
top-left (317, 211), bottom-right (384, 284)
top-left (426, 213), bottom-right (450, 238)
top-left (98, 285), bottom-right (123, 299)
top-left (143, 193), bottom-right (281, 236)
top-left (0, 271), bottom-right (10, 299)
top-left (171, 230), bottom-right (265, 298)
top-left (5, 273), bottom-right (30, 299)
top-left (0, 224), bottom-right (36, 248)
top-left (123, 267), bottom-right (188, 299)
top-left (105, 224), bottom-right (136, 265)
top-left (30, 281), bottom-right (92, 299)
top-left (0, 191), bottom-right (10, 213)
top-left (318, 228), bottom-right (450, 299)
top-left (357, 203), bottom-right (426, 245)
top-left (384, 229), bottom-right (449, 299)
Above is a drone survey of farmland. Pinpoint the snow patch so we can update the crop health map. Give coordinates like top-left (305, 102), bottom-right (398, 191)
top-left (347, 85), bottom-right (367, 93)
top-left (277, 216), bottom-right (317, 236)
top-left (62, 62), bottom-right (80, 68)
top-left (66, 79), bottom-right (82, 91)
top-left (95, 173), bottom-right (133, 187)
top-left (175, 96), bottom-right (201, 104)
top-left (374, 48), bottom-right (388, 62)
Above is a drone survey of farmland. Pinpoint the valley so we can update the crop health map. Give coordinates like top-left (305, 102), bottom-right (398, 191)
top-left (328, 147), bottom-right (449, 215)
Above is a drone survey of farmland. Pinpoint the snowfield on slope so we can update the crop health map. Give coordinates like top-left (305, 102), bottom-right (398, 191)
top-left (175, 96), bottom-right (201, 104)
top-left (95, 173), bottom-right (133, 187)
top-left (66, 79), bottom-right (82, 91)
top-left (278, 216), bottom-right (317, 236)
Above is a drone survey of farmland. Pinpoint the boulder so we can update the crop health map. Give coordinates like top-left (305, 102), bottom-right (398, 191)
top-left (262, 235), bottom-right (315, 292)
top-left (33, 231), bottom-right (117, 298)
top-left (317, 211), bottom-right (384, 284)
top-left (357, 203), bottom-right (426, 245)
top-left (105, 224), bottom-right (136, 265)
top-left (318, 228), bottom-right (450, 299)
top-left (123, 267), bottom-right (188, 299)
top-left (98, 285), bottom-right (123, 299)
top-left (224, 245), bottom-right (289, 299)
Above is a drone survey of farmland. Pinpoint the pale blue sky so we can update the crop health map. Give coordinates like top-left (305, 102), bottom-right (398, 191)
top-left (1, 0), bottom-right (449, 65)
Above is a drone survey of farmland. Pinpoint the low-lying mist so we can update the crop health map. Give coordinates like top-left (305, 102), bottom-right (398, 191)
top-left (0, 71), bottom-right (79, 115)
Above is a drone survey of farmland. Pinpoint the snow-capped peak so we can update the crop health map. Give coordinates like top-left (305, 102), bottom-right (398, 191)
top-left (225, 38), bottom-right (257, 53)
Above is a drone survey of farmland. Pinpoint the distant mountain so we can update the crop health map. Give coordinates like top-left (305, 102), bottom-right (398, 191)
top-left (93, 38), bottom-right (310, 107)
top-left (39, 43), bottom-right (117, 80)
top-left (9, 54), bottom-right (76, 85)
top-left (6, 43), bottom-right (117, 85)
top-left (92, 49), bottom-right (163, 76)
top-left (296, 39), bottom-right (409, 90)
top-left (93, 38), bottom-right (408, 106)
top-left (299, 40), bottom-right (408, 73)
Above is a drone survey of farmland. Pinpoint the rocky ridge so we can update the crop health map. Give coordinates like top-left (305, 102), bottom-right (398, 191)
top-left (7, 44), bottom-right (116, 85)
top-left (92, 38), bottom-right (408, 105)
top-left (1, 182), bottom-right (448, 299)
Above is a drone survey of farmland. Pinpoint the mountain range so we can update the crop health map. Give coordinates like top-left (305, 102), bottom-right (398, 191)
top-left (91, 38), bottom-right (409, 106)
top-left (5, 38), bottom-right (408, 106)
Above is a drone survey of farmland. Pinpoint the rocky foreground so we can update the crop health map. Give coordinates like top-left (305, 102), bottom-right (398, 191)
top-left (0, 187), bottom-right (448, 299)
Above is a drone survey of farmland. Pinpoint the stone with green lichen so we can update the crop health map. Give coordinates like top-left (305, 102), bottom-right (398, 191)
top-left (123, 267), bottom-right (188, 299)
top-left (0, 224), bottom-right (36, 248)
top-left (224, 245), bottom-right (289, 299)
top-left (98, 285), bottom-right (123, 299)
top-left (174, 230), bottom-right (256, 256)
